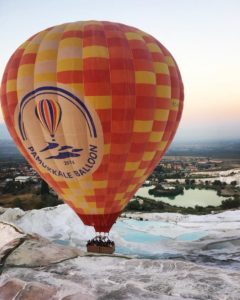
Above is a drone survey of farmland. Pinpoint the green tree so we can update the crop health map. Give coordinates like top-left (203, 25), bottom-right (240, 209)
top-left (41, 179), bottom-right (49, 195)
top-left (13, 197), bottom-right (24, 209)
top-left (221, 198), bottom-right (240, 209)
top-left (126, 200), bottom-right (141, 210)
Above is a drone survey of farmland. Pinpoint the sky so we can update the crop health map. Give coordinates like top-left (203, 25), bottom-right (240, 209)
top-left (0, 0), bottom-right (239, 141)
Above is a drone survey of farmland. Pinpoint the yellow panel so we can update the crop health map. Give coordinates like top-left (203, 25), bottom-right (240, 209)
top-left (82, 189), bottom-right (95, 196)
top-left (119, 198), bottom-right (129, 207)
top-left (61, 191), bottom-right (75, 200)
top-left (67, 83), bottom-right (84, 94)
top-left (75, 197), bottom-right (96, 211)
top-left (74, 198), bottom-right (91, 209)
top-left (6, 80), bottom-right (16, 92)
top-left (35, 73), bottom-right (56, 82)
top-left (57, 58), bottom-right (83, 71)
top-left (70, 192), bottom-right (83, 201)
top-left (171, 99), bottom-right (179, 111)
top-left (135, 71), bottom-right (156, 84)
top-left (125, 32), bottom-right (143, 40)
top-left (87, 96), bottom-right (112, 109)
top-left (83, 46), bottom-right (109, 58)
top-left (44, 32), bottom-right (62, 40)
top-left (154, 109), bottom-right (169, 121)
top-left (74, 178), bottom-right (93, 190)
top-left (60, 37), bottom-right (82, 48)
top-left (85, 21), bottom-right (101, 26)
top-left (125, 162), bottom-right (140, 171)
top-left (24, 44), bottom-right (40, 54)
top-left (67, 181), bottom-right (80, 189)
top-left (86, 201), bottom-right (97, 208)
top-left (93, 180), bottom-right (108, 188)
top-left (127, 184), bottom-right (137, 193)
top-left (133, 120), bottom-right (153, 132)
top-left (147, 43), bottom-right (163, 53)
top-left (134, 169), bottom-right (146, 178)
top-left (18, 65), bottom-right (35, 77)
top-left (61, 188), bottom-right (76, 197)
top-left (37, 50), bottom-right (57, 61)
top-left (64, 22), bottom-right (83, 30)
top-left (158, 141), bottom-right (168, 151)
top-left (104, 144), bottom-right (110, 155)
top-left (36, 30), bottom-right (50, 38)
top-left (72, 189), bottom-right (87, 197)
top-left (156, 85), bottom-right (171, 98)
top-left (142, 151), bottom-right (155, 161)
top-left (165, 56), bottom-right (176, 67)
top-left (149, 131), bottom-right (164, 142)
top-left (153, 62), bottom-right (169, 75)
top-left (96, 208), bottom-right (105, 214)
top-left (114, 193), bottom-right (125, 201)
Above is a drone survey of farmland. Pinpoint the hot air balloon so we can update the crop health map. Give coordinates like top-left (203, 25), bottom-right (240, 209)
top-left (35, 99), bottom-right (62, 140)
top-left (0, 21), bottom-right (184, 253)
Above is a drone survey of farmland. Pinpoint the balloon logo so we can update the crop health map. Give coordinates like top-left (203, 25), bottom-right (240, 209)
top-left (35, 99), bottom-right (62, 141)
top-left (0, 21), bottom-right (184, 236)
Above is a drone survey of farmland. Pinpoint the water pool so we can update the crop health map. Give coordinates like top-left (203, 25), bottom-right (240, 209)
top-left (135, 186), bottom-right (226, 207)
top-left (112, 219), bottom-right (207, 257)
top-left (53, 218), bottom-right (207, 258)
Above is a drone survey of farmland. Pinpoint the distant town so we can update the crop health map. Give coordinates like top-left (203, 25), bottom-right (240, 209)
top-left (0, 139), bottom-right (240, 213)
top-left (0, 136), bottom-right (239, 212)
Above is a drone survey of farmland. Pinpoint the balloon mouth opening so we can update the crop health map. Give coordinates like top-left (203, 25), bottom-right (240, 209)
top-left (76, 211), bottom-right (122, 233)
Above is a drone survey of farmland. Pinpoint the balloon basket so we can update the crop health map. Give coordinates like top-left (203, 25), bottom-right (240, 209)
top-left (86, 235), bottom-right (115, 254)
top-left (87, 245), bottom-right (115, 254)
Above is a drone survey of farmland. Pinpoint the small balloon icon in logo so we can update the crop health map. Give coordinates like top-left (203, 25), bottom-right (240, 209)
top-left (35, 99), bottom-right (62, 141)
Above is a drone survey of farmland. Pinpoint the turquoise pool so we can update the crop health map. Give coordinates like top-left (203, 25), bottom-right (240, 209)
top-left (112, 219), bottom-right (207, 257)
top-left (54, 218), bottom-right (207, 258)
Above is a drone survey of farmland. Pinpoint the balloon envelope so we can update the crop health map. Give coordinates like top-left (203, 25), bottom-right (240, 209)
top-left (0, 21), bottom-right (184, 232)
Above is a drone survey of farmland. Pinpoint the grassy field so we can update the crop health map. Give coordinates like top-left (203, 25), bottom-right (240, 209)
top-left (0, 193), bottom-right (63, 210)
top-left (0, 193), bottom-right (39, 210)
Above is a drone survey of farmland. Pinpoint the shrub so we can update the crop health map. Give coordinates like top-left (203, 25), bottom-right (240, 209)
top-left (221, 198), bottom-right (240, 209)
top-left (13, 197), bottom-right (24, 209)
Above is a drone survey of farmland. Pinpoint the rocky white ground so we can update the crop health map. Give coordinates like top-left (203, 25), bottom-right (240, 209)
top-left (167, 168), bottom-right (240, 186)
top-left (0, 205), bottom-right (240, 299)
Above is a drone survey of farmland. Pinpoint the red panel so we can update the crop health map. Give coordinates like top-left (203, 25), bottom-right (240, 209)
top-left (135, 108), bottom-right (154, 120)
top-left (84, 69), bottom-right (110, 82)
top-left (62, 30), bottom-right (83, 39)
top-left (83, 58), bottom-right (109, 70)
top-left (135, 84), bottom-right (156, 97)
top-left (20, 53), bottom-right (36, 65)
top-left (111, 133), bottom-right (132, 143)
top-left (107, 37), bottom-right (128, 47)
top-left (111, 109), bottom-right (135, 121)
top-left (111, 82), bottom-right (135, 95)
top-left (109, 58), bottom-right (134, 69)
top-left (133, 59), bottom-right (154, 71)
top-left (57, 71), bottom-right (83, 83)
top-left (132, 48), bottom-right (150, 59)
top-left (84, 82), bottom-right (111, 96)
top-left (7, 68), bottom-right (19, 80)
top-left (156, 74), bottom-right (171, 85)
top-left (76, 212), bottom-right (121, 232)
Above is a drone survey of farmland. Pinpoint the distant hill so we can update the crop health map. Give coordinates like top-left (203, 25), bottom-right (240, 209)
top-left (0, 122), bottom-right (239, 160)
top-left (166, 139), bottom-right (240, 158)
top-left (0, 139), bottom-right (22, 160)
top-left (0, 124), bottom-right (10, 140)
